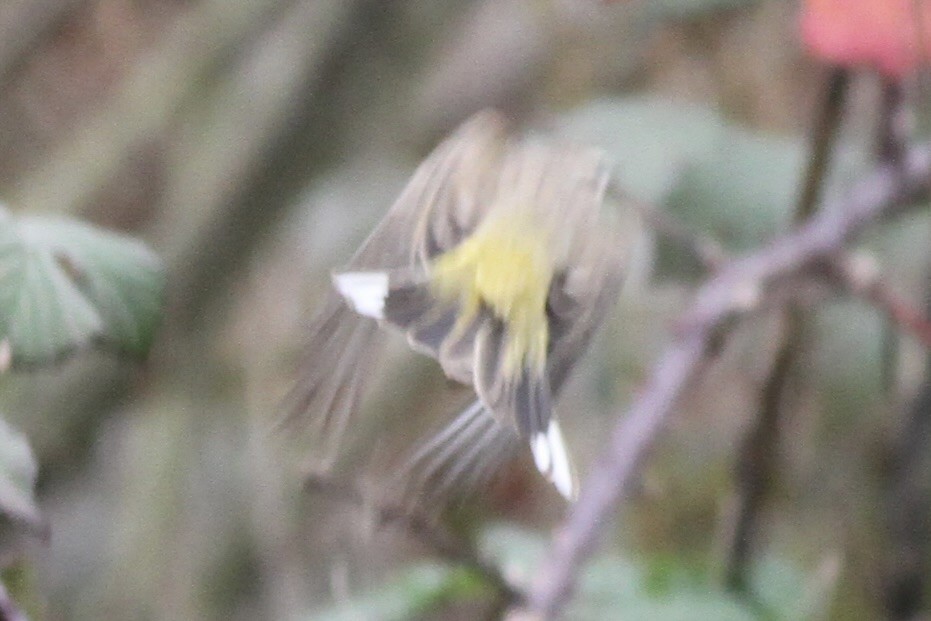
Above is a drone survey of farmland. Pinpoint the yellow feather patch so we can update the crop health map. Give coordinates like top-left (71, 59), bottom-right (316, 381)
top-left (431, 212), bottom-right (552, 375)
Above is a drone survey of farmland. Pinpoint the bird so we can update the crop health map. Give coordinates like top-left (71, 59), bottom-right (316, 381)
top-left (283, 110), bottom-right (640, 502)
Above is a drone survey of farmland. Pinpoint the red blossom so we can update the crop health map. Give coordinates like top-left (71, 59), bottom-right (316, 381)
top-left (801, 0), bottom-right (931, 78)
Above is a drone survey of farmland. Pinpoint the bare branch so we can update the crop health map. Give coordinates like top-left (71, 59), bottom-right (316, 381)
top-left (509, 144), bottom-right (931, 620)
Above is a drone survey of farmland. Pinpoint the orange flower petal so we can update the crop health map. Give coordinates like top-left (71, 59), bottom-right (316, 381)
top-left (801, 0), bottom-right (931, 78)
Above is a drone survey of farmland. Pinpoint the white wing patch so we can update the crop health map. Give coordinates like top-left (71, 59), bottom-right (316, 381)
top-left (530, 420), bottom-right (576, 500)
top-left (333, 271), bottom-right (389, 319)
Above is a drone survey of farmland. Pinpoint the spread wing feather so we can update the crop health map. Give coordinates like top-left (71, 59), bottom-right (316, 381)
top-left (280, 112), bottom-right (510, 439)
top-left (399, 399), bottom-right (518, 508)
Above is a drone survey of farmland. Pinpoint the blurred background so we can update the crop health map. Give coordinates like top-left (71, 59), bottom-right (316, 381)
top-left (0, 0), bottom-right (929, 619)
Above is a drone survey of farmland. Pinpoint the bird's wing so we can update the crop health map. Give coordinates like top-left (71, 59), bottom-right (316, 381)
top-left (280, 111), bottom-right (510, 445)
top-left (397, 398), bottom-right (519, 508)
top-left (545, 197), bottom-right (637, 396)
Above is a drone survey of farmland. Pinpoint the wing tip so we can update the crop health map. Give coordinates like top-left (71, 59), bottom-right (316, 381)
top-left (333, 271), bottom-right (388, 319)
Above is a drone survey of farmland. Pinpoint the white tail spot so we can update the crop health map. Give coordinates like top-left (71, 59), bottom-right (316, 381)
top-left (333, 272), bottom-right (388, 319)
top-left (531, 432), bottom-right (551, 474)
top-left (546, 421), bottom-right (575, 500)
top-left (530, 420), bottom-right (575, 501)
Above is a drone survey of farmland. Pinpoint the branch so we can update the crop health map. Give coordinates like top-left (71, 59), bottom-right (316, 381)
top-left (509, 143), bottom-right (931, 620)
top-left (828, 253), bottom-right (931, 349)
top-left (304, 474), bottom-right (524, 606)
top-left (628, 201), bottom-right (931, 351)
top-left (0, 580), bottom-right (26, 621)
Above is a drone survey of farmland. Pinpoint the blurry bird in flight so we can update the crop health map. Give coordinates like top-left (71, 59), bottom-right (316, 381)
top-left (283, 110), bottom-right (641, 502)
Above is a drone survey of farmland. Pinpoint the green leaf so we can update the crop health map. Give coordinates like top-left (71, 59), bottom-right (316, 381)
top-left (750, 556), bottom-right (833, 621)
top-left (305, 563), bottom-right (481, 621)
top-left (560, 96), bottom-right (803, 281)
top-left (573, 594), bottom-right (756, 621)
top-left (664, 126), bottom-right (803, 251)
top-left (0, 416), bottom-right (44, 561)
top-left (479, 522), bottom-right (550, 588)
top-left (811, 301), bottom-right (884, 424)
top-left (559, 98), bottom-right (803, 242)
top-left (570, 554), bottom-right (755, 621)
top-left (314, 524), bottom-right (828, 621)
top-left (0, 207), bottom-right (164, 366)
top-left (481, 524), bottom-right (825, 621)
top-left (558, 97), bottom-right (727, 205)
top-left (573, 554), bottom-right (645, 614)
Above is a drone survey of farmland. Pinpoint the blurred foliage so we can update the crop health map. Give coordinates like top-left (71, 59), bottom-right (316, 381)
top-left (0, 207), bottom-right (163, 365)
top-left (306, 563), bottom-right (487, 621)
top-left (312, 524), bottom-right (831, 620)
top-left (0, 0), bottom-right (925, 620)
top-left (560, 98), bottom-right (727, 206)
top-left (0, 417), bottom-right (43, 561)
top-left (560, 97), bottom-right (806, 281)
top-left (0, 206), bottom-right (164, 618)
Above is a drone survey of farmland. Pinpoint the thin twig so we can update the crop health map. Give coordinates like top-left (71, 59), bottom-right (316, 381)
top-left (628, 209), bottom-right (931, 350)
top-left (304, 474), bottom-right (524, 606)
top-left (724, 307), bottom-right (804, 595)
top-left (877, 77), bottom-right (910, 165)
top-left (877, 78), bottom-right (910, 393)
top-left (827, 253), bottom-right (931, 349)
top-left (509, 144), bottom-right (931, 620)
top-left (628, 196), bottom-right (728, 270)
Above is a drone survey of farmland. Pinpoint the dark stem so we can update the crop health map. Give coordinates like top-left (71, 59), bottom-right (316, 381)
top-left (724, 67), bottom-right (849, 594)
top-left (881, 267), bottom-right (931, 621)
top-left (877, 77), bottom-right (909, 394)
top-left (872, 75), bottom-right (931, 621)
top-left (795, 68), bottom-right (851, 224)
top-left (876, 77), bottom-right (909, 165)
top-left (825, 254), bottom-right (931, 350)
top-left (724, 308), bottom-right (803, 593)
